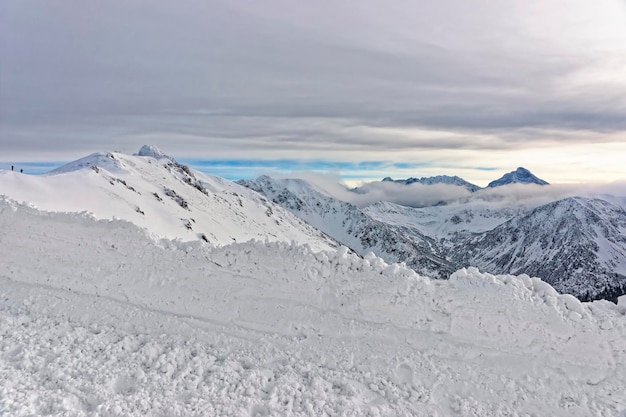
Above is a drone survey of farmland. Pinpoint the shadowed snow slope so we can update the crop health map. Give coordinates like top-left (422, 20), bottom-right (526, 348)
top-left (1, 199), bottom-right (625, 416)
top-left (0, 147), bottom-right (336, 252)
top-left (365, 197), bottom-right (626, 302)
top-left (453, 197), bottom-right (626, 301)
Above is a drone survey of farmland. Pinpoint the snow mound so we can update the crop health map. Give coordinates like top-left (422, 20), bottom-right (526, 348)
top-left (135, 144), bottom-right (170, 160)
top-left (1, 200), bottom-right (625, 416)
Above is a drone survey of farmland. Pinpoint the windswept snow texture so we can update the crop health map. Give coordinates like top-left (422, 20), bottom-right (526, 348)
top-left (487, 167), bottom-right (549, 188)
top-left (239, 175), bottom-right (454, 279)
top-left (0, 148), bottom-right (336, 252)
top-left (382, 175), bottom-right (481, 192)
top-left (1, 199), bottom-right (625, 416)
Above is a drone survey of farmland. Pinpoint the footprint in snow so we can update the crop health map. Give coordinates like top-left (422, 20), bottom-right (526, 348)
top-left (396, 363), bottom-right (413, 385)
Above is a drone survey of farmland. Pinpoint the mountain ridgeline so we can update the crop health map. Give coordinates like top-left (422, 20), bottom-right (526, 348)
top-left (241, 169), bottom-right (626, 302)
top-left (238, 176), bottom-right (455, 279)
top-left (451, 197), bottom-right (626, 301)
top-left (382, 175), bottom-right (482, 192)
top-left (382, 167), bottom-right (549, 191)
top-left (0, 146), bottom-right (339, 252)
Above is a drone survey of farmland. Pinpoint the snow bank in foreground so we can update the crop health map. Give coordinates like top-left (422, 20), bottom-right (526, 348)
top-left (1, 200), bottom-right (625, 416)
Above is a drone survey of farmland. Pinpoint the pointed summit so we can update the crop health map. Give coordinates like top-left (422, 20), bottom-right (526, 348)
top-left (487, 167), bottom-right (549, 188)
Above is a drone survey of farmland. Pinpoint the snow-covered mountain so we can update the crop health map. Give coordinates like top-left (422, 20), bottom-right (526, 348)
top-left (365, 197), bottom-right (626, 301)
top-left (487, 167), bottom-right (549, 187)
top-left (376, 168), bottom-right (547, 192)
top-left (239, 175), bottom-right (455, 278)
top-left (240, 174), bottom-right (626, 301)
top-left (452, 197), bottom-right (626, 301)
top-left (382, 175), bottom-right (481, 192)
top-left (0, 146), bottom-right (337, 251)
top-left (2, 151), bottom-right (626, 415)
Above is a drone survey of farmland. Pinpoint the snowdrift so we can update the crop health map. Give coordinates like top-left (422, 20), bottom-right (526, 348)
top-left (1, 198), bottom-right (625, 416)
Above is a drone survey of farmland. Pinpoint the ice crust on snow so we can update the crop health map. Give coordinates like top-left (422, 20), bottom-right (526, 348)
top-left (1, 198), bottom-right (625, 416)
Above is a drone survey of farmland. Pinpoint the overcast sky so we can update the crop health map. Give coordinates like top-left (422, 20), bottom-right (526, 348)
top-left (1, 0), bottom-right (625, 185)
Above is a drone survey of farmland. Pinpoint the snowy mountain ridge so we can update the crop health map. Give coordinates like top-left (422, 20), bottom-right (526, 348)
top-left (246, 173), bottom-right (626, 301)
top-left (378, 167), bottom-right (547, 192)
top-left (0, 147), bottom-right (337, 251)
top-left (452, 196), bottom-right (626, 301)
top-left (382, 175), bottom-right (481, 192)
top-left (239, 175), bottom-right (455, 278)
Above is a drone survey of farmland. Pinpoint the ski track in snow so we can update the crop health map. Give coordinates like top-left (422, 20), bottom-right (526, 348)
top-left (1, 199), bottom-right (626, 416)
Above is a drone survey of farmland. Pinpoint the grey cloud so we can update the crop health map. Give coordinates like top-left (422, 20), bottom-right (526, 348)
top-left (1, 0), bottom-right (625, 162)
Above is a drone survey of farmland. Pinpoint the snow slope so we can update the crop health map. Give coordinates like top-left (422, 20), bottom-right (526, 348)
top-left (0, 146), bottom-right (336, 252)
top-left (239, 175), bottom-right (454, 278)
top-left (1, 198), bottom-right (626, 416)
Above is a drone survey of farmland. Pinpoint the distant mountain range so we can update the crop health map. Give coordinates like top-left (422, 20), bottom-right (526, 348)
top-left (382, 175), bottom-right (482, 192)
top-left (242, 173), bottom-right (626, 302)
top-left (382, 167), bottom-right (549, 191)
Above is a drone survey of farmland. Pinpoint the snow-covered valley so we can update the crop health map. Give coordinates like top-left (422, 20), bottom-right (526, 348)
top-left (1, 147), bottom-right (626, 416)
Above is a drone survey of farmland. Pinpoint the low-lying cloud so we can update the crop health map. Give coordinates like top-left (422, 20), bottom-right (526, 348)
top-left (291, 172), bottom-right (626, 210)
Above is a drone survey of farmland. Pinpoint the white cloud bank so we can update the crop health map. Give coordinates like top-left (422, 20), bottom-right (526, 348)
top-left (291, 171), bottom-right (626, 209)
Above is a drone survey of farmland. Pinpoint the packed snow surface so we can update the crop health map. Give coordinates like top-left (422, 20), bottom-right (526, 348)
top-left (1, 198), bottom-right (625, 416)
